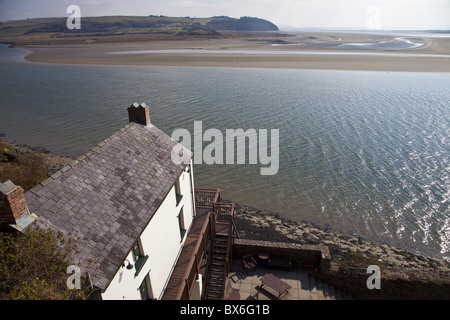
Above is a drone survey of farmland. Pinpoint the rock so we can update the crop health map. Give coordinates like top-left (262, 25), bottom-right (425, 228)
top-left (232, 201), bottom-right (450, 291)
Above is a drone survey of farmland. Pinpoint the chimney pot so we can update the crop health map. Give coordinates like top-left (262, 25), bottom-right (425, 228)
top-left (128, 103), bottom-right (150, 126)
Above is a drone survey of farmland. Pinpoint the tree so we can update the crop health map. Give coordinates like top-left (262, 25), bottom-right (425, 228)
top-left (0, 227), bottom-right (88, 300)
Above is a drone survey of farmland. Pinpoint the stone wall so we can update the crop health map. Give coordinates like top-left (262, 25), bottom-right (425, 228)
top-left (316, 267), bottom-right (450, 300)
top-left (233, 239), bottom-right (450, 299)
top-left (232, 238), bottom-right (331, 274)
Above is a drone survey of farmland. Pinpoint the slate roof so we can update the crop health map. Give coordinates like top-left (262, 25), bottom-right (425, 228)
top-left (25, 122), bottom-right (192, 291)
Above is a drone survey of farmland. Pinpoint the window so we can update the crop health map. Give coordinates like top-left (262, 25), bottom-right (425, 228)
top-left (175, 178), bottom-right (183, 206)
top-left (139, 275), bottom-right (153, 300)
top-left (178, 208), bottom-right (186, 241)
top-left (131, 240), bottom-right (149, 277)
top-left (131, 240), bottom-right (143, 263)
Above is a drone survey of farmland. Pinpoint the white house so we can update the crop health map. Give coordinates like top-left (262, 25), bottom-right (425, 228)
top-left (0, 103), bottom-right (228, 300)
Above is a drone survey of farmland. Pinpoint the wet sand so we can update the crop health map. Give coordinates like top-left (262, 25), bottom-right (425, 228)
top-left (20, 31), bottom-right (450, 72)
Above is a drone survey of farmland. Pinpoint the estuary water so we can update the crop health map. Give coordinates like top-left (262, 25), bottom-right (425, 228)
top-left (0, 44), bottom-right (449, 260)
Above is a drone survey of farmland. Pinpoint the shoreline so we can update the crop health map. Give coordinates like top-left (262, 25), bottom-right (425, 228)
top-left (233, 202), bottom-right (450, 298)
top-left (2, 30), bottom-right (450, 297)
top-left (2, 139), bottom-right (447, 268)
top-left (1, 139), bottom-right (449, 298)
top-left (233, 202), bottom-right (448, 262)
top-left (11, 31), bottom-right (450, 73)
top-left (0, 139), bottom-right (74, 172)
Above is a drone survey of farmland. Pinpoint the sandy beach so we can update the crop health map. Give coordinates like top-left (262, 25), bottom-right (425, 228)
top-left (19, 31), bottom-right (450, 72)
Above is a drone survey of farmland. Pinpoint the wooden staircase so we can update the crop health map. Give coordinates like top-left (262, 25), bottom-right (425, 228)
top-left (194, 189), bottom-right (239, 300)
top-left (204, 233), bottom-right (230, 300)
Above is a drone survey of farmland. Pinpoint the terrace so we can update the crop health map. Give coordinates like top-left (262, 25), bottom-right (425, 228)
top-left (225, 260), bottom-right (354, 300)
top-left (162, 188), bottom-right (353, 300)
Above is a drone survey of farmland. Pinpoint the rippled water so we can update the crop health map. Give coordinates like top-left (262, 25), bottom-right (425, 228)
top-left (0, 44), bottom-right (449, 260)
top-left (314, 37), bottom-right (425, 50)
top-left (272, 33), bottom-right (426, 50)
top-left (111, 49), bottom-right (450, 58)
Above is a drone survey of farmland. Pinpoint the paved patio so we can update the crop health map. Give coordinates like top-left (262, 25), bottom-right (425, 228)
top-left (225, 259), bottom-right (353, 300)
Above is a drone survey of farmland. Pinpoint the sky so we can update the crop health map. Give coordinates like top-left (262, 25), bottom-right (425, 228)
top-left (0, 0), bottom-right (449, 30)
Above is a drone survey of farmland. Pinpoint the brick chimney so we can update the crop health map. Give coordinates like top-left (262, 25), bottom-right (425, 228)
top-left (0, 180), bottom-right (35, 232)
top-left (128, 103), bottom-right (150, 126)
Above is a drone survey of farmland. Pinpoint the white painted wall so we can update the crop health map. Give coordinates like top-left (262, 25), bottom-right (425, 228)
top-left (101, 250), bottom-right (150, 300)
top-left (101, 160), bottom-right (196, 300)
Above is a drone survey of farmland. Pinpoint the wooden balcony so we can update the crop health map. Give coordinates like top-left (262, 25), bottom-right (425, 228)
top-left (160, 188), bottom-right (238, 300)
top-left (160, 206), bottom-right (212, 300)
top-left (194, 188), bottom-right (221, 208)
top-left (195, 188), bottom-right (237, 233)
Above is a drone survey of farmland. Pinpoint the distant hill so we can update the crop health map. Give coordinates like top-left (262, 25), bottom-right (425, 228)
top-left (206, 16), bottom-right (279, 31)
top-left (0, 15), bottom-right (279, 43)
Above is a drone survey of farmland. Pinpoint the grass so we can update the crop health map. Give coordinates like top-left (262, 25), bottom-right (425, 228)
top-left (333, 250), bottom-right (387, 271)
top-left (0, 140), bottom-right (50, 192)
top-left (0, 140), bottom-right (73, 192)
top-left (0, 16), bottom-right (217, 44)
top-left (0, 15), bottom-right (276, 45)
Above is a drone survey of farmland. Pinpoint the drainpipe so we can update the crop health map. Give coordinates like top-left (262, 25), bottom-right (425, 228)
top-left (188, 160), bottom-right (196, 220)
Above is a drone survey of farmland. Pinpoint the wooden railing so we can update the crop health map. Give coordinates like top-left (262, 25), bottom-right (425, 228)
top-left (176, 212), bottom-right (213, 300)
top-left (214, 202), bottom-right (239, 239)
top-left (222, 220), bottom-right (233, 299)
top-left (201, 213), bottom-right (216, 300)
top-left (202, 218), bottom-right (234, 300)
top-left (195, 188), bottom-right (220, 208)
top-left (214, 202), bottom-right (234, 223)
top-left (195, 189), bottom-right (239, 238)
top-left (176, 188), bottom-right (239, 300)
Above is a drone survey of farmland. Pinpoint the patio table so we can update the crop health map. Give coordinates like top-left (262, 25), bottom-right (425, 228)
top-left (259, 273), bottom-right (292, 299)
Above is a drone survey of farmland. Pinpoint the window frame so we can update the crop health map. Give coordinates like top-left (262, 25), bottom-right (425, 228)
top-left (175, 178), bottom-right (183, 206)
top-left (138, 274), bottom-right (153, 300)
top-left (131, 239), bottom-right (149, 277)
top-left (178, 207), bottom-right (186, 241)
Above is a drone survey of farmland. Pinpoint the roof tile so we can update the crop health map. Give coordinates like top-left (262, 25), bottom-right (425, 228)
top-left (25, 123), bottom-right (192, 291)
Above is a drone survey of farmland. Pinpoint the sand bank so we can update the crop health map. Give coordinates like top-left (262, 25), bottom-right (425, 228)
top-left (20, 31), bottom-right (450, 72)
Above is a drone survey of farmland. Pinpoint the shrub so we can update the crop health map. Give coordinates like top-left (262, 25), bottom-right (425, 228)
top-left (0, 228), bottom-right (87, 300)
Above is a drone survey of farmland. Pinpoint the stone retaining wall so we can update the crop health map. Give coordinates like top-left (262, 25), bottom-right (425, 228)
top-left (233, 238), bottom-right (331, 274)
top-left (316, 268), bottom-right (450, 300)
